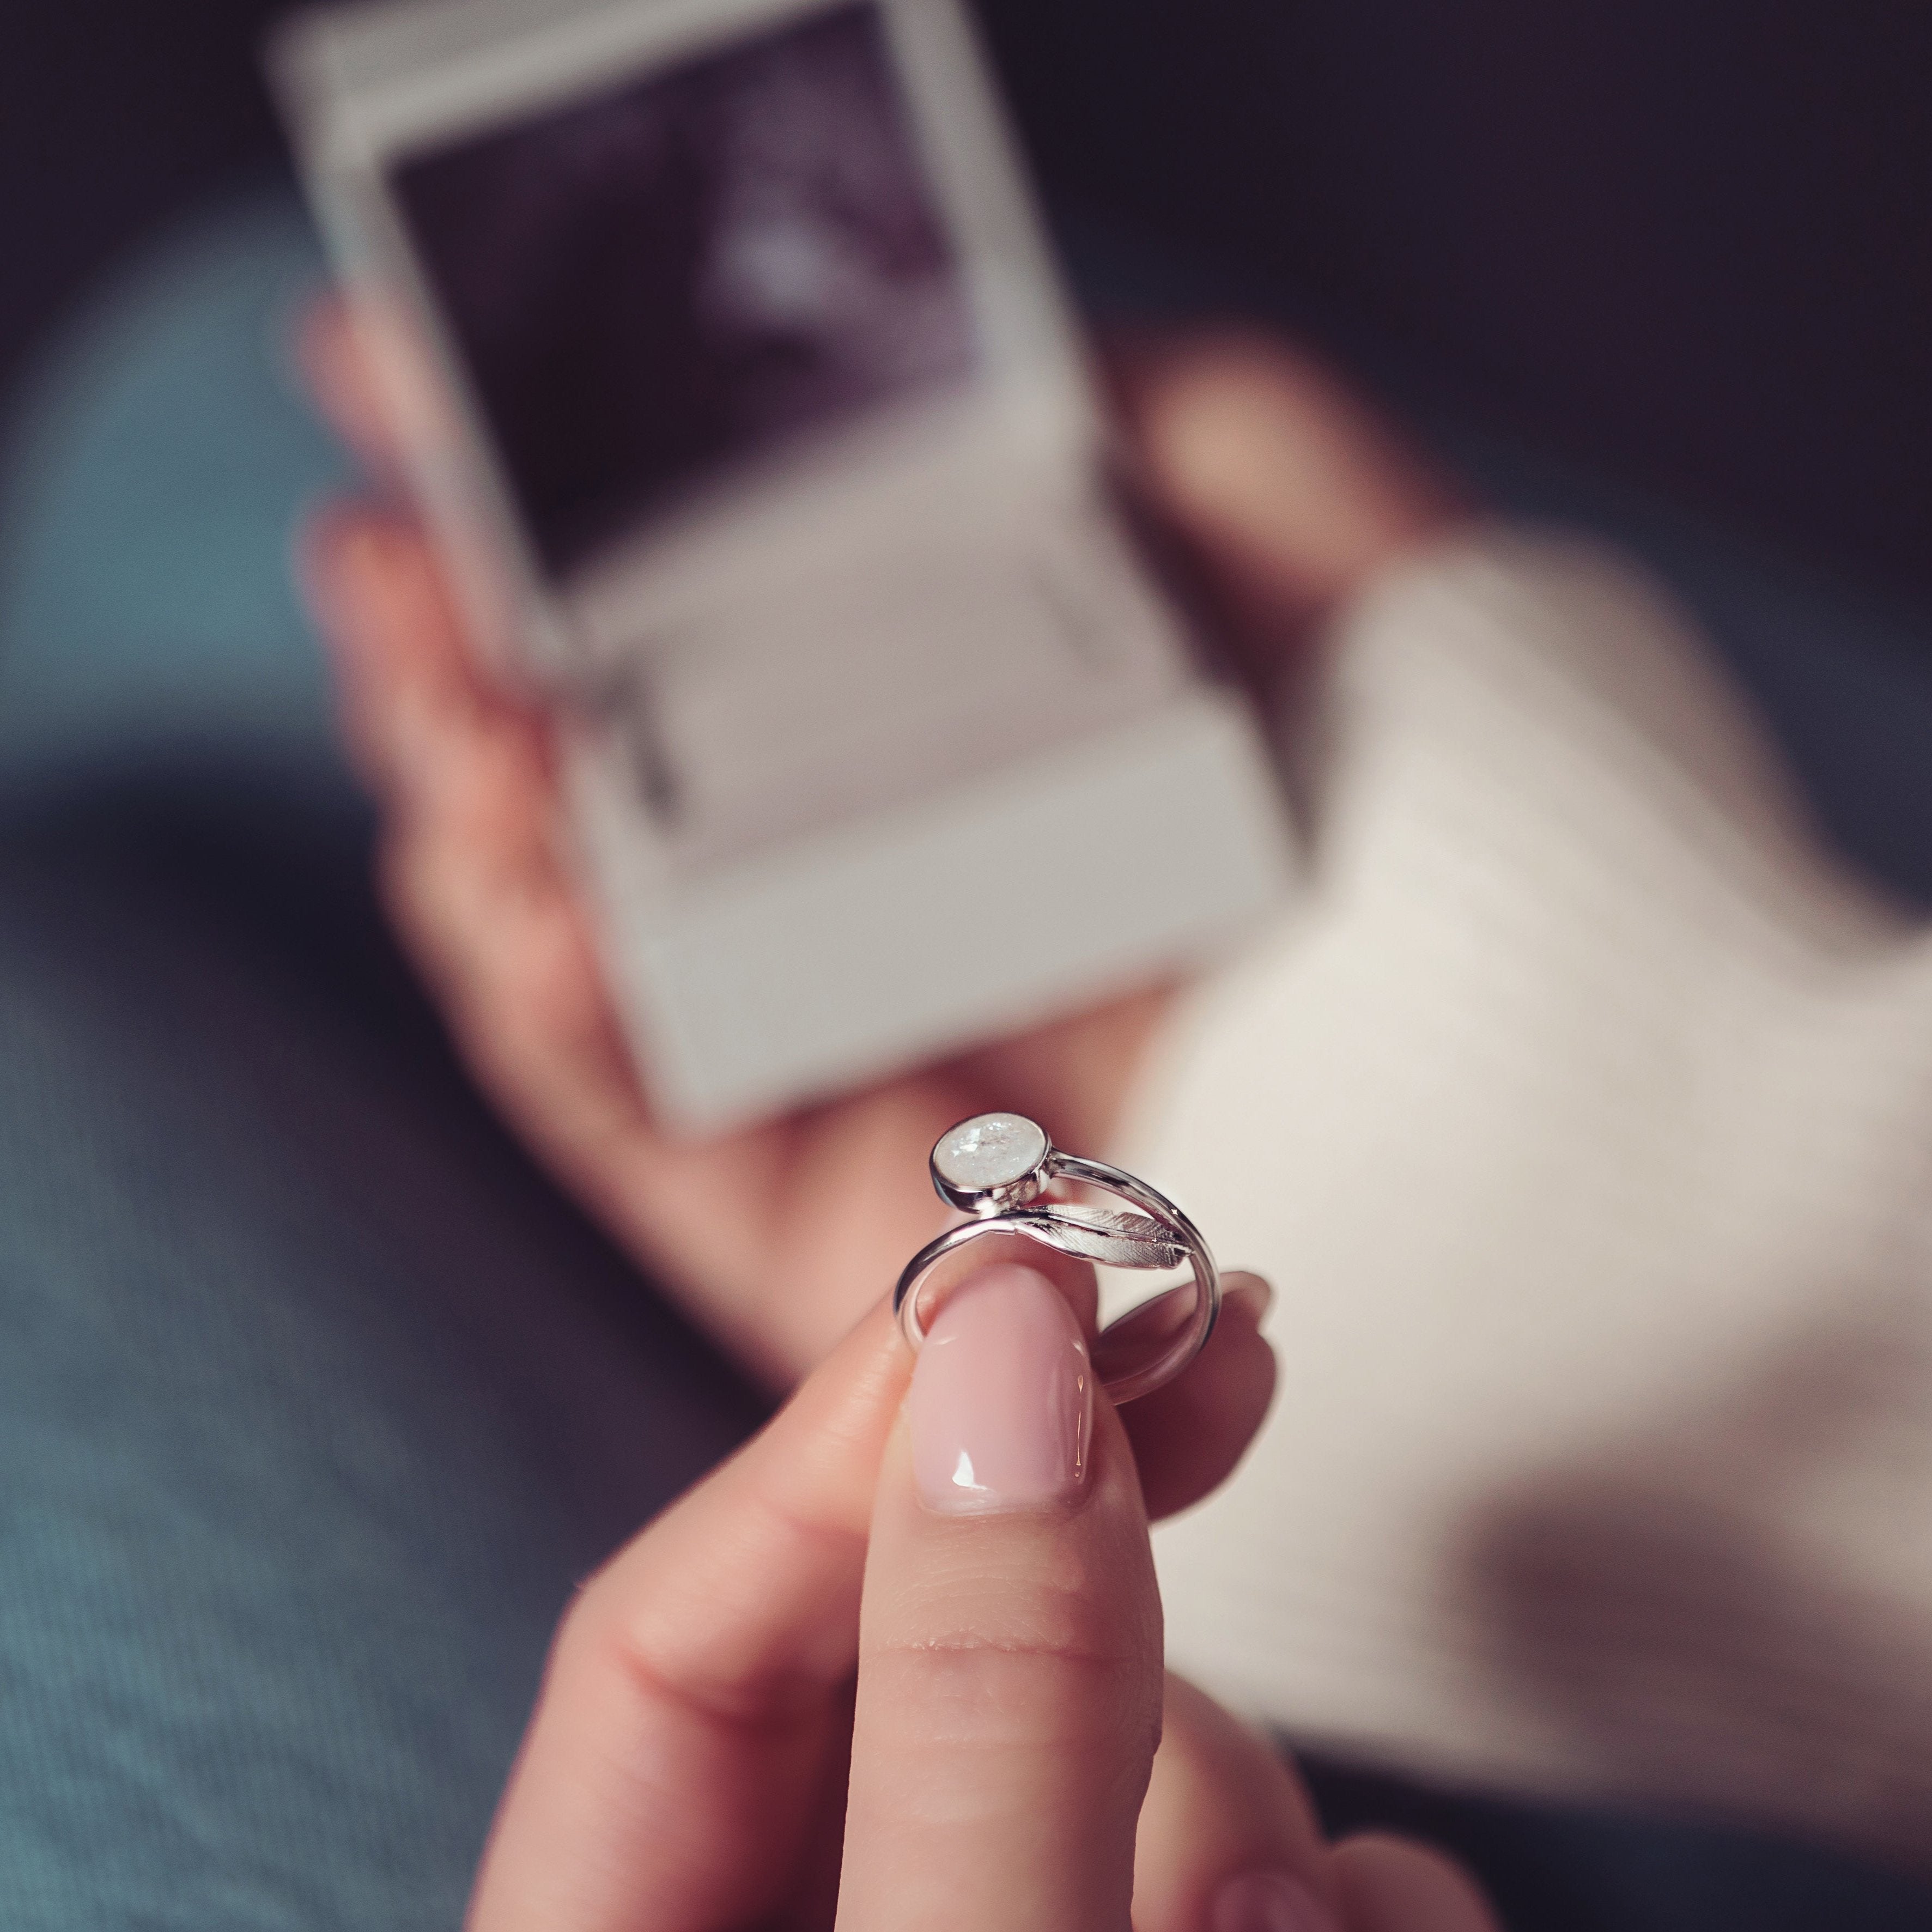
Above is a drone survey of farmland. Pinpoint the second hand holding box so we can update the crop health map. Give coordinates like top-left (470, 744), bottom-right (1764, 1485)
top-left (273, 0), bottom-right (1296, 1134)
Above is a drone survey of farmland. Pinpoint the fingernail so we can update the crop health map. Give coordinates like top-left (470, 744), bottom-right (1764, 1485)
top-left (909, 1262), bottom-right (1091, 1514)
top-left (1211, 1871), bottom-right (1339, 1932)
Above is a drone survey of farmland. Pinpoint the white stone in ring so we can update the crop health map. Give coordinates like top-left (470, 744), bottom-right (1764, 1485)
top-left (933, 1112), bottom-right (1049, 1193)
top-left (898, 1114), bottom-right (1222, 1404)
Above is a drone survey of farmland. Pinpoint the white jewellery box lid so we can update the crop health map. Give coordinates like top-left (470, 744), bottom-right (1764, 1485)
top-left (272, 0), bottom-right (1299, 1132)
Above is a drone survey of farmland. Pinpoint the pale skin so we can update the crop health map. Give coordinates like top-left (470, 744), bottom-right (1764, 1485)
top-left (298, 305), bottom-right (1491, 1927)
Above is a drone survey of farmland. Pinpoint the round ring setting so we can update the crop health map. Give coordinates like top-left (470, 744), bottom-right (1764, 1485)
top-left (894, 1111), bottom-right (1220, 1403)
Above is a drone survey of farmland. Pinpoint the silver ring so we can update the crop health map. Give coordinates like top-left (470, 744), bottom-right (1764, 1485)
top-left (892, 1111), bottom-right (1219, 1403)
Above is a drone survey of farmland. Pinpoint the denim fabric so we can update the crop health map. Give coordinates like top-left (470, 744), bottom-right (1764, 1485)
top-left (0, 771), bottom-right (765, 1928)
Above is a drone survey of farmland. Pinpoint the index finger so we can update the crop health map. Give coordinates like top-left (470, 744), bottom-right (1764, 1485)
top-left (297, 292), bottom-right (448, 478)
top-left (469, 1264), bottom-right (1275, 1931)
top-left (838, 1262), bottom-right (1165, 1932)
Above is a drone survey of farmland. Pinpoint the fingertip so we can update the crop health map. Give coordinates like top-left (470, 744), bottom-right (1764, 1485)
top-left (293, 290), bottom-right (351, 388)
top-left (299, 508), bottom-right (461, 703)
top-left (305, 505), bottom-right (475, 692)
top-left (1116, 328), bottom-right (1467, 633)
top-left (906, 1261), bottom-right (1092, 1517)
top-left (294, 500), bottom-right (355, 611)
top-left (1123, 1274), bottom-right (1277, 1522)
top-left (295, 503), bottom-right (401, 677)
top-left (295, 501), bottom-right (511, 814)
top-left (1330, 1834), bottom-right (1500, 1932)
top-left (1210, 1872), bottom-right (1339, 1932)
top-left (298, 494), bottom-right (411, 582)
top-left (1221, 1269), bottom-right (1275, 1326)
top-left (296, 290), bottom-right (412, 475)
top-left (1134, 1673), bottom-right (1334, 1932)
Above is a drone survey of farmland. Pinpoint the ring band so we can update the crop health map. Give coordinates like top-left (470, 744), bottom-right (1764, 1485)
top-left (892, 1111), bottom-right (1220, 1403)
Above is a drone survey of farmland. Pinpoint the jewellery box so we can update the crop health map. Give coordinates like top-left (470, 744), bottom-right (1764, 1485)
top-left (272, 0), bottom-right (1296, 1132)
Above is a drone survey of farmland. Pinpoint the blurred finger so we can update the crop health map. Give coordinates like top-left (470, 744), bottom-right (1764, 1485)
top-left (1133, 1673), bottom-right (1336, 1932)
top-left (1110, 330), bottom-right (1466, 643)
top-left (297, 294), bottom-right (405, 476)
top-left (1121, 1271), bottom-right (1276, 1521)
top-left (839, 1261), bottom-right (1164, 1931)
top-left (296, 290), bottom-right (457, 475)
top-left (299, 509), bottom-right (584, 1081)
top-left (1332, 1835), bottom-right (1502, 1932)
top-left (299, 507), bottom-right (518, 802)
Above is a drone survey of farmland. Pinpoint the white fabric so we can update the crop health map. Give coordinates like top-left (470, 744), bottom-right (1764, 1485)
top-left (1134, 527), bottom-right (1932, 1868)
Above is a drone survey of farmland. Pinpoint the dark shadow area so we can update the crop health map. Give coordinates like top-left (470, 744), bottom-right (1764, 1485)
top-left (2, 2), bottom-right (290, 398)
top-left (6, 3), bottom-right (1931, 605)
top-left (975, 0), bottom-right (1932, 605)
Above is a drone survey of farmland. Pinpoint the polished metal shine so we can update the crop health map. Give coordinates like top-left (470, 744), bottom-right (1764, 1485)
top-left (895, 1111), bottom-right (1220, 1402)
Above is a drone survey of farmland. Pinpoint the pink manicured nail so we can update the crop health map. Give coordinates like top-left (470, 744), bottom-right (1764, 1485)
top-left (909, 1262), bottom-right (1091, 1514)
top-left (1212, 1872), bottom-right (1340, 1932)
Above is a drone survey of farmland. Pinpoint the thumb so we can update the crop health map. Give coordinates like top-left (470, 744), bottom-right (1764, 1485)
top-left (1108, 330), bottom-right (1467, 641)
top-left (1333, 1836), bottom-right (1503, 1932)
top-left (1133, 1676), bottom-right (1504, 1932)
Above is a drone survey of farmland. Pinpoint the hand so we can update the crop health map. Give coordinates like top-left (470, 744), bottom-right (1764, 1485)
top-left (297, 306), bottom-right (1465, 1386)
top-left (467, 1259), bottom-right (1497, 1930)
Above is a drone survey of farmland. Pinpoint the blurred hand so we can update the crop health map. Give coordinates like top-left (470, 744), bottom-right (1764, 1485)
top-left (467, 1259), bottom-right (1498, 1931)
top-left (297, 303), bottom-right (1465, 1386)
